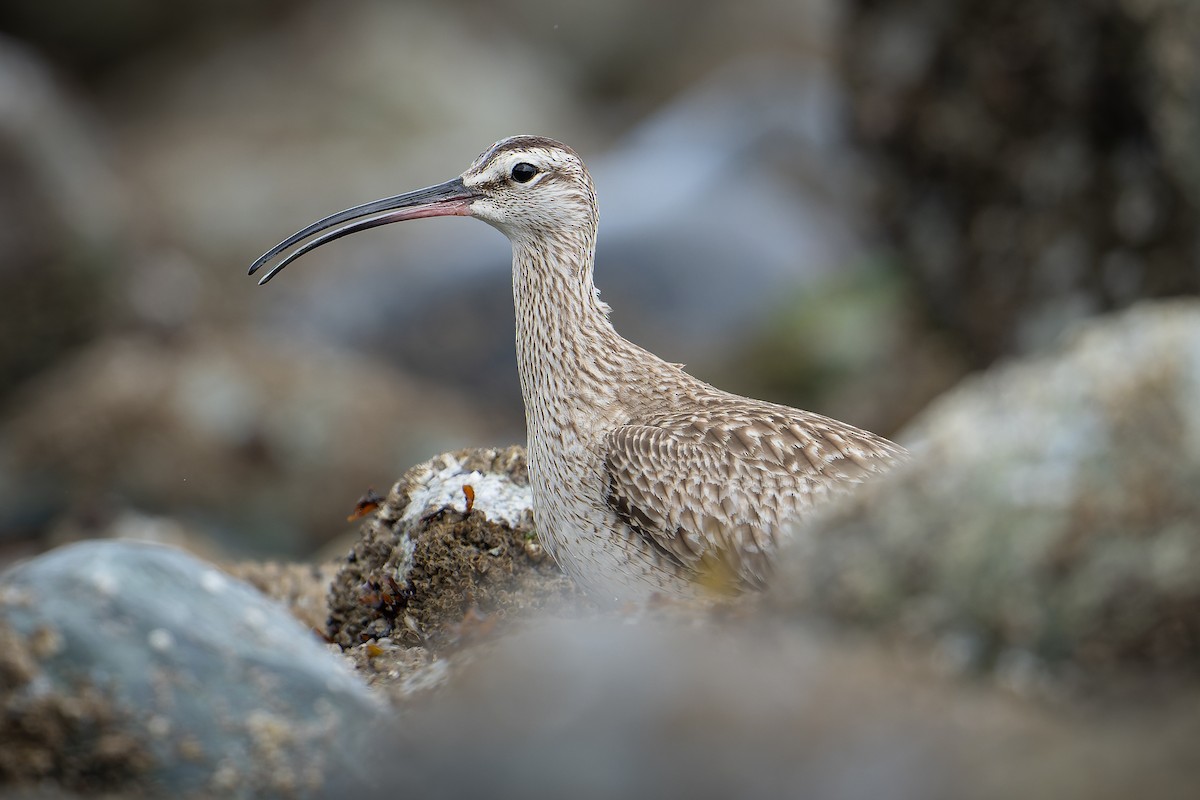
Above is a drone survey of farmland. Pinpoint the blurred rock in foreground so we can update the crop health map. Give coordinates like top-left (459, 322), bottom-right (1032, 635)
top-left (384, 616), bottom-right (1199, 800)
top-left (774, 300), bottom-right (1200, 685)
top-left (0, 540), bottom-right (379, 797)
top-left (7, 537), bottom-right (1194, 800)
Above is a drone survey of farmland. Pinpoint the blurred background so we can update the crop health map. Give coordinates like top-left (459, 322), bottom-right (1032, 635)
top-left (0, 0), bottom-right (1196, 564)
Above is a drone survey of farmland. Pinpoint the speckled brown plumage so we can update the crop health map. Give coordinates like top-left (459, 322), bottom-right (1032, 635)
top-left (603, 398), bottom-right (904, 592)
top-left (250, 135), bottom-right (907, 603)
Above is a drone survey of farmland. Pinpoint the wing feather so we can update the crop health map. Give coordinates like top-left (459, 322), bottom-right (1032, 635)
top-left (602, 402), bottom-right (905, 591)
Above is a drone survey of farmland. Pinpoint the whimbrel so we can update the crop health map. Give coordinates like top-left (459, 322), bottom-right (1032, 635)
top-left (250, 136), bottom-right (906, 602)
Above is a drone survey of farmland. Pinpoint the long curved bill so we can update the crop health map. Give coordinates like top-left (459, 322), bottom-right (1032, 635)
top-left (247, 177), bottom-right (479, 285)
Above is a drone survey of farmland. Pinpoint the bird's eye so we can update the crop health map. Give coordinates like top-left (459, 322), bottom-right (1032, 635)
top-left (511, 162), bottom-right (538, 183)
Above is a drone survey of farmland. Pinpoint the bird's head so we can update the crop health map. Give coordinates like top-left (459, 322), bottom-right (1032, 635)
top-left (248, 135), bottom-right (597, 284)
top-left (462, 135), bottom-right (598, 239)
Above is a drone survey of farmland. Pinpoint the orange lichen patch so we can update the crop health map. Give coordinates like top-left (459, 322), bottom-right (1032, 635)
top-left (346, 489), bottom-right (385, 522)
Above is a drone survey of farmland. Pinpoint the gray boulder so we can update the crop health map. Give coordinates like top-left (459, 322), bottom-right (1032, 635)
top-left (773, 301), bottom-right (1200, 684)
top-left (0, 540), bottom-right (379, 797)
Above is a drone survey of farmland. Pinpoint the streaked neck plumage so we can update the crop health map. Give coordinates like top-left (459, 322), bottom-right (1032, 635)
top-left (509, 221), bottom-right (632, 438)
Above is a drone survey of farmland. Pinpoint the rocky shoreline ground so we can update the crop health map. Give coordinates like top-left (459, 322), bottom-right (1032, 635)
top-left (3, 302), bottom-right (1200, 798)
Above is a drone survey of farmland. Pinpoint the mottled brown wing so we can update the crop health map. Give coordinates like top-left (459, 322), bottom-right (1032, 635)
top-left (601, 404), bottom-right (905, 590)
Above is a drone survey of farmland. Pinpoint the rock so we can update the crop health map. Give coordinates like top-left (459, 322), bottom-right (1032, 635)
top-left (1122, 0), bottom-right (1200, 208)
top-left (844, 0), bottom-right (1200, 364)
top-left (0, 540), bottom-right (378, 797)
top-left (0, 331), bottom-right (496, 555)
top-left (10, 411), bottom-right (1200, 797)
top-left (771, 301), bottom-right (1200, 685)
top-left (0, 1), bottom-right (284, 75)
top-left (377, 615), bottom-right (1200, 800)
top-left (0, 36), bottom-right (125, 404)
top-left (226, 559), bottom-right (340, 635)
top-left (104, 1), bottom-right (582, 277)
top-left (327, 447), bottom-right (584, 658)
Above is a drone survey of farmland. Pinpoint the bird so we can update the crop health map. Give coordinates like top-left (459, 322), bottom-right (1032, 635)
top-left (249, 135), bottom-right (907, 603)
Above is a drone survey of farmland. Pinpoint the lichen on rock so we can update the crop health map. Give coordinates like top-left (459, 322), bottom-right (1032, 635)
top-left (326, 446), bottom-right (584, 651)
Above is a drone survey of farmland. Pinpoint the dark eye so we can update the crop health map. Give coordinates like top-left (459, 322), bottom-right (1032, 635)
top-left (511, 162), bottom-right (538, 183)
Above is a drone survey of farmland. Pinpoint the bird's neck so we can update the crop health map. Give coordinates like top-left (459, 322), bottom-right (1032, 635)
top-left (510, 232), bottom-right (629, 434)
